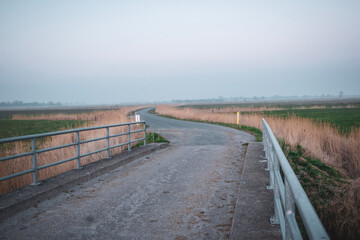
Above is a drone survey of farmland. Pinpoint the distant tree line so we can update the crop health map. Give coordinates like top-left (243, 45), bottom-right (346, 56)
top-left (0, 100), bottom-right (62, 107)
top-left (171, 92), bottom-right (347, 103)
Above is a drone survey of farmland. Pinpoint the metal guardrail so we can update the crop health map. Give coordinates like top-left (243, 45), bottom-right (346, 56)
top-left (0, 121), bottom-right (146, 185)
top-left (262, 118), bottom-right (329, 240)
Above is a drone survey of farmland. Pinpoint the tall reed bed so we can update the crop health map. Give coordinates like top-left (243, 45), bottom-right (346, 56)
top-left (0, 107), bottom-right (145, 194)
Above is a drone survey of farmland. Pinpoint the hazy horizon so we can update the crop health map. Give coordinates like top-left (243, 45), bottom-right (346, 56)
top-left (1, 1), bottom-right (360, 104)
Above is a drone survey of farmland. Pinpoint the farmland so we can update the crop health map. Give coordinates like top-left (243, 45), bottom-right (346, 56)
top-left (181, 98), bottom-right (360, 134)
top-left (0, 120), bottom-right (87, 139)
top-left (181, 97), bottom-right (360, 110)
top-left (250, 108), bottom-right (360, 134)
top-left (0, 107), bottom-right (118, 139)
top-left (0, 107), bottom-right (114, 119)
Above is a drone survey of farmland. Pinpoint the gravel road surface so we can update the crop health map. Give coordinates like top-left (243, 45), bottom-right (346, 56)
top-left (0, 109), bottom-right (255, 240)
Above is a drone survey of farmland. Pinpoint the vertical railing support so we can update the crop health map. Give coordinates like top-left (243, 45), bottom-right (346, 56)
top-left (106, 127), bottom-right (111, 159)
top-left (76, 131), bottom-right (81, 169)
top-left (267, 144), bottom-right (274, 190)
top-left (31, 138), bottom-right (39, 185)
top-left (265, 133), bottom-right (270, 171)
top-left (285, 178), bottom-right (302, 240)
top-left (128, 124), bottom-right (131, 151)
top-left (143, 123), bottom-right (146, 145)
top-left (271, 154), bottom-right (280, 224)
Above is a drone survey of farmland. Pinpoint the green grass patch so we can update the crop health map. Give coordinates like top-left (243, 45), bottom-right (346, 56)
top-left (0, 119), bottom-right (87, 139)
top-left (280, 141), bottom-right (344, 181)
top-left (147, 108), bottom-right (156, 114)
top-left (131, 132), bottom-right (168, 149)
top-left (145, 132), bottom-right (168, 144)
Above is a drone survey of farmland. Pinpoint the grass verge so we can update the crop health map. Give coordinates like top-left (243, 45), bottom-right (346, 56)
top-left (132, 132), bottom-right (168, 149)
top-left (279, 140), bottom-right (358, 240)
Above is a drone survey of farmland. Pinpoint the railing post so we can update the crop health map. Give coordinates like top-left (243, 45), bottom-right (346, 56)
top-left (143, 123), bottom-right (146, 145)
top-left (31, 138), bottom-right (39, 185)
top-left (106, 127), bottom-right (111, 159)
top-left (267, 143), bottom-right (274, 190)
top-left (285, 178), bottom-right (302, 240)
top-left (76, 131), bottom-right (81, 169)
top-left (271, 154), bottom-right (280, 224)
top-left (128, 124), bottom-right (131, 151)
top-left (265, 133), bottom-right (270, 171)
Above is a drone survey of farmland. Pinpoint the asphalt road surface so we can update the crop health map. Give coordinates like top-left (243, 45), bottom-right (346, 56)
top-left (0, 109), bottom-right (255, 240)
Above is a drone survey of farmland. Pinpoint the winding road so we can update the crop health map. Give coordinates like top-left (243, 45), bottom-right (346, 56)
top-left (0, 109), bottom-right (258, 239)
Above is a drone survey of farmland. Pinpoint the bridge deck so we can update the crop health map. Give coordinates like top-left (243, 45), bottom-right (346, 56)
top-left (0, 110), bottom-right (280, 239)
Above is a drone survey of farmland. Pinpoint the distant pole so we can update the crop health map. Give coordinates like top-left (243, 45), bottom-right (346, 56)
top-left (237, 112), bottom-right (240, 125)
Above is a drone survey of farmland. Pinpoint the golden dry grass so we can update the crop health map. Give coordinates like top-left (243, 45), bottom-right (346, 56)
top-left (0, 106), bottom-right (145, 194)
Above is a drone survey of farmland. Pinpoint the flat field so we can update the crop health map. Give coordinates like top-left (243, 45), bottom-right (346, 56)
top-left (0, 120), bottom-right (86, 139)
top-left (0, 108), bottom-right (105, 138)
top-left (182, 98), bottom-right (360, 133)
top-left (0, 107), bottom-right (114, 119)
top-left (259, 108), bottom-right (360, 133)
top-left (181, 98), bottom-right (360, 109)
top-left (0, 107), bottom-right (115, 139)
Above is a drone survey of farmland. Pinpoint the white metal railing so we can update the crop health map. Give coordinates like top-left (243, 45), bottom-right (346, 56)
top-left (262, 118), bottom-right (329, 240)
top-left (0, 121), bottom-right (146, 186)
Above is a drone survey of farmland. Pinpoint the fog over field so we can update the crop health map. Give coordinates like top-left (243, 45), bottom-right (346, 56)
top-left (0, 1), bottom-right (359, 104)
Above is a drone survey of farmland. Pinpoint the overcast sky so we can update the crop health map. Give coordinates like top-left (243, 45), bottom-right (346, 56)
top-left (1, 0), bottom-right (359, 104)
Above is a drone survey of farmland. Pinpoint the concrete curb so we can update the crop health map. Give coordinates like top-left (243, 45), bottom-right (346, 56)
top-left (230, 142), bottom-right (281, 240)
top-left (0, 143), bottom-right (169, 222)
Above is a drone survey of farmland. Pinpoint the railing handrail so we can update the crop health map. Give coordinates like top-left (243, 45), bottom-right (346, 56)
top-left (0, 121), bottom-right (145, 144)
top-left (0, 121), bottom-right (147, 186)
top-left (262, 118), bottom-right (329, 240)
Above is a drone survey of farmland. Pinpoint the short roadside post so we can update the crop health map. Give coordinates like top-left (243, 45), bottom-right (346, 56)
top-left (236, 112), bottom-right (240, 125)
top-left (135, 114), bottom-right (140, 122)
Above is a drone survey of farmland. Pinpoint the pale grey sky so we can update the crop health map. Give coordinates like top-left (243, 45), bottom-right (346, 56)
top-left (1, 0), bottom-right (359, 104)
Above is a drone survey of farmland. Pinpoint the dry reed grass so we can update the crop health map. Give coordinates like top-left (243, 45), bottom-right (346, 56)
top-left (0, 107), bottom-right (145, 194)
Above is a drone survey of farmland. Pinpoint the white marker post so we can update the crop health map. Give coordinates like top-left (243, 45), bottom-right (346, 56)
top-left (135, 114), bottom-right (140, 122)
top-left (236, 112), bottom-right (240, 125)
